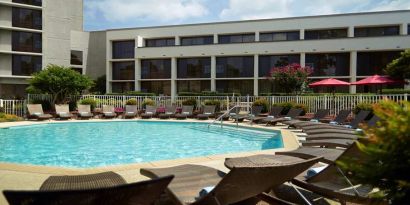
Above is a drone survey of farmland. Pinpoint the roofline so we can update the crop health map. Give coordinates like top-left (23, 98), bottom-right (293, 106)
top-left (88, 9), bottom-right (410, 32)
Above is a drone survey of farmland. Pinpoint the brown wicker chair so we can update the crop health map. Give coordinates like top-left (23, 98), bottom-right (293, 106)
top-left (159, 105), bottom-right (177, 119)
top-left (262, 108), bottom-right (303, 126)
top-left (3, 171), bottom-right (173, 205)
top-left (124, 105), bottom-right (138, 118)
top-left (197, 105), bottom-right (216, 120)
top-left (27, 104), bottom-right (53, 120)
top-left (175, 105), bottom-right (194, 119)
top-left (102, 105), bottom-right (117, 119)
top-left (140, 106), bottom-right (157, 119)
top-left (282, 109), bottom-right (330, 128)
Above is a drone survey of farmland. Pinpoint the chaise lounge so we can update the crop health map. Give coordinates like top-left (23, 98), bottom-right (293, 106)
top-left (55, 104), bottom-right (73, 120)
top-left (141, 106), bottom-right (157, 119)
top-left (27, 104), bottom-right (53, 121)
top-left (77, 104), bottom-right (94, 120)
top-left (102, 105), bottom-right (117, 119)
top-left (175, 105), bottom-right (194, 120)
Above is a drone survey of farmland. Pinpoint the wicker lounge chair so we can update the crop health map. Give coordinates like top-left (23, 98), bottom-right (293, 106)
top-left (140, 157), bottom-right (321, 205)
top-left (282, 109), bottom-right (330, 128)
top-left (175, 105), bottom-right (194, 119)
top-left (159, 105), bottom-right (177, 119)
top-left (55, 104), bottom-right (73, 120)
top-left (231, 106), bottom-right (263, 122)
top-left (77, 104), bottom-right (94, 119)
top-left (262, 108), bottom-right (303, 126)
top-left (297, 109), bottom-right (351, 129)
top-left (27, 104), bottom-right (53, 120)
top-left (252, 106), bottom-right (284, 123)
top-left (102, 105), bottom-right (117, 119)
top-left (197, 105), bottom-right (216, 120)
top-left (304, 132), bottom-right (359, 140)
top-left (141, 106), bottom-right (157, 119)
top-left (301, 138), bottom-right (355, 148)
top-left (124, 105), bottom-right (138, 118)
top-left (3, 171), bottom-right (174, 205)
top-left (276, 147), bottom-right (345, 164)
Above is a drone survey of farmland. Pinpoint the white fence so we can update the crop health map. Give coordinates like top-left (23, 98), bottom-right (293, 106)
top-left (1, 94), bottom-right (407, 117)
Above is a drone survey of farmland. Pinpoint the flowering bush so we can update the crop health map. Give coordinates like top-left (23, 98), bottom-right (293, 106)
top-left (269, 63), bottom-right (312, 94)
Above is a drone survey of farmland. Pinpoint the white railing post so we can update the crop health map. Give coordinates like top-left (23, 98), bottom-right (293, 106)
top-left (0, 99), bottom-right (3, 108)
top-left (405, 93), bottom-right (408, 101)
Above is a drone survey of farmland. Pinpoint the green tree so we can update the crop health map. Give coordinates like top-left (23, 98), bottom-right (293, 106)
top-left (269, 63), bottom-right (312, 94)
top-left (338, 100), bottom-right (410, 204)
top-left (90, 75), bottom-right (107, 94)
top-left (27, 64), bottom-right (94, 105)
top-left (385, 49), bottom-right (410, 80)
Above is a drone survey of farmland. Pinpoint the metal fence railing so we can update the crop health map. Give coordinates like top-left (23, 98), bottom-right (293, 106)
top-left (1, 93), bottom-right (407, 117)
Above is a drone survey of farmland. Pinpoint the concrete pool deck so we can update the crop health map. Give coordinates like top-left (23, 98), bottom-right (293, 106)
top-left (0, 119), bottom-right (302, 205)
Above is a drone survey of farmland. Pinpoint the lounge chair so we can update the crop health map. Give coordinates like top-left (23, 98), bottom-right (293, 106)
top-left (231, 106), bottom-right (263, 122)
top-left (102, 105), bottom-right (117, 119)
top-left (3, 171), bottom-right (173, 205)
top-left (140, 157), bottom-right (321, 205)
top-left (141, 106), bottom-right (157, 119)
top-left (296, 109), bottom-right (351, 129)
top-left (175, 105), bottom-right (194, 120)
top-left (197, 105), bottom-right (216, 120)
top-left (304, 132), bottom-right (359, 140)
top-left (77, 104), bottom-right (94, 119)
top-left (301, 138), bottom-right (355, 148)
top-left (55, 104), bottom-right (73, 120)
top-left (159, 105), bottom-right (177, 119)
top-left (252, 106), bottom-right (284, 123)
top-left (124, 105), bottom-right (138, 118)
top-left (282, 109), bottom-right (330, 128)
top-left (27, 104), bottom-right (53, 120)
top-left (276, 146), bottom-right (345, 164)
top-left (262, 108), bottom-right (303, 126)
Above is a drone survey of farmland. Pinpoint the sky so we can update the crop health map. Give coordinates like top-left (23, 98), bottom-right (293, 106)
top-left (84, 0), bottom-right (410, 31)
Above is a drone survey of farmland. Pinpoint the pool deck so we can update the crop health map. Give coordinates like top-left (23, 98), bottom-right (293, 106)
top-left (0, 119), bottom-right (301, 205)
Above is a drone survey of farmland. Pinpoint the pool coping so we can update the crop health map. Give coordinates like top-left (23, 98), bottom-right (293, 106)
top-left (0, 119), bottom-right (300, 174)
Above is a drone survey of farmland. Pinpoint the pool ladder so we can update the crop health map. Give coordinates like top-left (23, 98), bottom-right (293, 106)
top-left (208, 105), bottom-right (251, 128)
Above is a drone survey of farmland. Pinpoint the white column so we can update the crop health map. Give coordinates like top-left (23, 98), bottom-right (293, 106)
top-left (171, 58), bottom-right (177, 100)
top-left (213, 34), bottom-right (218, 44)
top-left (136, 36), bottom-right (144, 47)
top-left (400, 23), bottom-right (408, 35)
top-left (348, 26), bottom-right (355, 37)
top-left (106, 40), bottom-right (112, 93)
top-left (211, 56), bottom-right (216, 91)
top-left (350, 51), bottom-right (357, 94)
top-left (255, 31), bottom-right (260, 42)
top-left (135, 59), bottom-right (141, 91)
top-left (254, 54), bottom-right (259, 96)
top-left (175, 36), bottom-right (180, 46)
top-left (300, 53), bottom-right (306, 67)
top-left (300, 29), bottom-right (305, 40)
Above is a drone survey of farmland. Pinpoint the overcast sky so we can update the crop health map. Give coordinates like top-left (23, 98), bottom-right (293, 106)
top-left (84, 0), bottom-right (410, 31)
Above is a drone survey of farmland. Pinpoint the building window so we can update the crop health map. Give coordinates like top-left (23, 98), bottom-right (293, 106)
top-left (408, 24), bottom-right (410, 35)
top-left (259, 79), bottom-right (276, 95)
top-left (305, 53), bottom-right (350, 76)
top-left (12, 0), bottom-right (42, 6)
top-left (177, 80), bottom-right (211, 93)
top-left (357, 51), bottom-right (402, 76)
top-left (219, 33), bottom-right (255, 44)
top-left (355, 26), bottom-right (400, 37)
top-left (112, 40), bottom-right (135, 59)
top-left (177, 57), bottom-right (211, 78)
top-left (216, 80), bottom-right (254, 95)
top-left (12, 8), bottom-right (42, 30)
top-left (145, 38), bottom-right (175, 47)
top-left (305, 29), bottom-right (348, 40)
top-left (141, 81), bottom-right (171, 96)
top-left (12, 55), bottom-right (42, 76)
top-left (216, 56), bottom-right (254, 78)
top-left (141, 59), bottom-right (171, 79)
top-left (180, 36), bottom-right (213, 46)
top-left (70, 50), bottom-right (83, 65)
top-left (112, 82), bottom-right (134, 93)
top-left (12, 31), bottom-right (42, 53)
top-left (259, 31), bottom-right (299, 42)
top-left (71, 68), bottom-right (83, 74)
top-left (259, 55), bottom-right (300, 77)
top-left (112, 61), bottom-right (135, 80)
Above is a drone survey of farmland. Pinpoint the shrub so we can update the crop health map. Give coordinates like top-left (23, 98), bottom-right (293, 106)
top-left (182, 98), bottom-right (197, 109)
top-left (338, 100), bottom-right (410, 204)
top-left (203, 100), bottom-right (221, 111)
top-left (78, 98), bottom-right (97, 110)
top-left (126, 99), bottom-right (137, 105)
top-left (381, 89), bottom-right (410, 94)
top-left (142, 98), bottom-right (155, 108)
top-left (126, 91), bottom-right (156, 96)
top-left (201, 91), bottom-right (217, 96)
top-left (354, 102), bottom-right (374, 115)
top-left (178, 92), bottom-right (202, 96)
top-left (29, 99), bottom-right (52, 112)
top-left (0, 113), bottom-right (22, 122)
top-left (253, 98), bottom-right (269, 113)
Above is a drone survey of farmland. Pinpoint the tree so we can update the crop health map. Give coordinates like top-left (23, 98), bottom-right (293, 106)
top-left (27, 64), bottom-right (94, 105)
top-left (268, 63), bottom-right (312, 94)
top-left (338, 100), bottom-right (410, 204)
top-left (90, 75), bottom-right (107, 94)
top-left (385, 49), bottom-right (410, 80)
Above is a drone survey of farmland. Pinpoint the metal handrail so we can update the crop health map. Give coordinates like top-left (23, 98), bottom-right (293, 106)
top-left (208, 104), bottom-right (252, 128)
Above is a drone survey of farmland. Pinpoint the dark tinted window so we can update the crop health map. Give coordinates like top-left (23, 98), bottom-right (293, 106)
top-left (12, 0), bottom-right (42, 6)
top-left (219, 33), bottom-right (255, 44)
top-left (145, 38), bottom-right (175, 47)
top-left (141, 59), bottom-right (171, 79)
top-left (70, 50), bottom-right (83, 65)
top-left (112, 40), bottom-right (135, 59)
top-left (260, 31), bottom-right (299, 42)
top-left (177, 58), bottom-right (211, 78)
top-left (354, 26), bottom-right (400, 37)
top-left (112, 82), bottom-right (134, 93)
top-left (305, 29), bottom-right (348, 39)
top-left (306, 53), bottom-right (350, 76)
top-left (12, 55), bottom-right (42, 76)
top-left (216, 80), bottom-right (254, 95)
top-left (408, 24), bottom-right (410, 35)
top-left (12, 31), bottom-right (42, 53)
top-left (141, 81), bottom-right (171, 95)
top-left (177, 80), bottom-right (211, 93)
top-left (259, 55), bottom-right (300, 77)
top-left (259, 79), bottom-right (276, 94)
top-left (112, 61), bottom-right (135, 80)
top-left (216, 56), bottom-right (254, 78)
top-left (12, 8), bottom-right (42, 30)
top-left (181, 36), bottom-right (213, 46)
top-left (71, 67), bottom-right (83, 74)
top-left (357, 51), bottom-right (401, 76)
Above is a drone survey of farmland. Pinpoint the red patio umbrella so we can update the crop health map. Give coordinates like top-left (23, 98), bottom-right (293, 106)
top-left (309, 78), bottom-right (351, 87)
top-left (351, 75), bottom-right (402, 94)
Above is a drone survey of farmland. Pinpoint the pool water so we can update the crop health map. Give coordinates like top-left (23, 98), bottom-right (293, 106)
top-left (0, 121), bottom-right (283, 168)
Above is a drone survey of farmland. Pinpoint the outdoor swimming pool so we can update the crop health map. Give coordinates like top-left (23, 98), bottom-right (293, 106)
top-left (0, 121), bottom-right (283, 168)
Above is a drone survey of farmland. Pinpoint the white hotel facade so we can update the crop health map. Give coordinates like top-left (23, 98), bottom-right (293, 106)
top-left (0, 0), bottom-right (409, 98)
